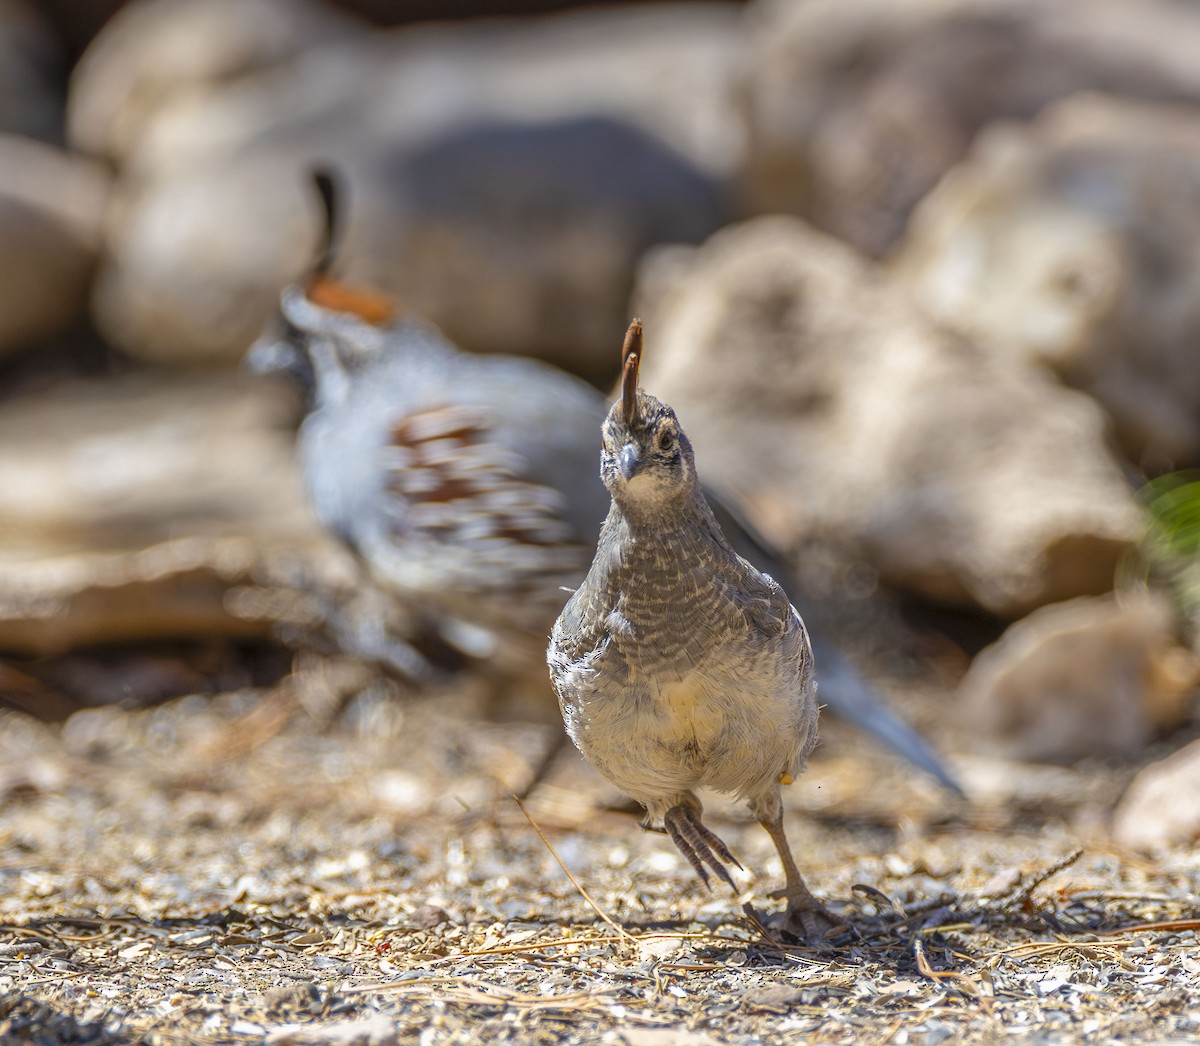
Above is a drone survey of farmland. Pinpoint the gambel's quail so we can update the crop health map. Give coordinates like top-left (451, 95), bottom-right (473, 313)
top-left (247, 171), bottom-right (960, 793)
top-left (246, 173), bottom-right (609, 683)
top-left (548, 322), bottom-right (837, 940)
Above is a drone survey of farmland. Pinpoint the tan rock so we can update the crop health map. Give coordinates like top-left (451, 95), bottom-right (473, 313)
top-left (896, 93), bottom-right (1200, 468)
top-left (959, 591), bottom-right (1198, 762)
top-left (91, 155), bottom-right (320, 367)
top-left (741, 0), bottom-right (1200, 257)
top-left (0, 371), bottom-right (340, 654)
top-left (66, 0), bottom-right (362, 164)
top-left (0, 135), bottom-right (110, 355)
top-left (85, 5), bottom-right (738, 378)
top-left (1113, 737), bottom-right (1200, 851)
top-left (265, 1016), bottom-right (398, 1046)
top-left (122, 3), bottom-right (744, 185)
top-left (93, 121), bottom-right (725, 375)
top-left (634, 216), bottom-right (1140, 615)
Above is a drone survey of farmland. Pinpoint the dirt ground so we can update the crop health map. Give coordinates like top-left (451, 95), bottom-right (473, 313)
top-left (2, 655), bottom-right (1199, 1046)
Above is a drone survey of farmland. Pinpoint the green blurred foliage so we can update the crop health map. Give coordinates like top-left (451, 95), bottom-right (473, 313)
top-left (1140, 471), bottom-right (1200, 625)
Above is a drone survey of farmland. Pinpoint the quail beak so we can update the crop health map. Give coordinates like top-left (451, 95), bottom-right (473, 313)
top-left (244, 338), bottom-right (298, 377)
top-left (243, 337), bottom-right (316, 400)
top-left (619, 442), bottom-right (642, 482)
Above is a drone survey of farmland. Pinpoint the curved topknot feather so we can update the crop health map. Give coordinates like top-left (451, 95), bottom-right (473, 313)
top-left (303, 165), bottom-right (396, 326)
top-left (621, 318), bottom-right (643, 428)
top-left (310, 167), bottom-right (340, 278)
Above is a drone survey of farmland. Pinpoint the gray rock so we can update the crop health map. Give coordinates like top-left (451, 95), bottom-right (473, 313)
top-left (634, 216), bottom-right (1140, 616)
top-left (364, 118), bottom-right (726, 382)
top-left (83, 2), bottom-right (738, 377)
top-left (93, 119), bottom-right (725, 376)
top-left (959, 591), bottom-right (1197, 762)
top-left (117, 2), bottom-right (744, 185)
top-left (895, 93), bottom-right (1200, 469)
top-left (0, 135), bottom-right (109, 355)
top-left (741, 0), bottom-right (1200, 257)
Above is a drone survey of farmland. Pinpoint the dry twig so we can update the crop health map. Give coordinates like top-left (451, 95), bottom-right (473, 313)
top-left (514, 795), bottom-right (635, 943)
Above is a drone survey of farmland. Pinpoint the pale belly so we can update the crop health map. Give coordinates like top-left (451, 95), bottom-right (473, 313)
top-left (564, 665), bottom-right (816, 808)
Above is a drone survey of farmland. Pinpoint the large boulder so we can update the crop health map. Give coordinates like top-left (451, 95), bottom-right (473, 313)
top-left (91, 154), bottom-right (319, 369)
top-left (741, 0), bottom-right (1200, 257)
top-left (1114, 738), bottom-right (1200, 852)
top-left (634, 216), bottom-right (1141, 616)
top-left (66, 0), bottom-right (364, 165)
top-left (79, 1), bottom-right (739, 380)
top-left (958, 591), bottom-right (1197, 762)
top-left (895, 94), bottom-right (1200, 470)
top-left (0, 371), bottom-right (333, 654)
top-left (0, 135), bottom-right (110, 356)
top-left (118, 2), bottom-right (744, 185)
top-left (91, 119), bottom-right (725, 379)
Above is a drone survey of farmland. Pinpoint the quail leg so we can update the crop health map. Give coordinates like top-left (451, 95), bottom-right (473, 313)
top-left (752, 791), bottom-right (841, 944)
top-left (663, 803), bottom-right (743, 892)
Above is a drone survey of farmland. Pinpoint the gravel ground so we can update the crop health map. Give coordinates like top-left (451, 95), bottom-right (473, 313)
top-left (2, 658), bottom-right (1199, 1046)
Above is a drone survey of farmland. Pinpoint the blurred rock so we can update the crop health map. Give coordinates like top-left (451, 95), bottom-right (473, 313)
top-left (66, 0), bottom-right (364, 164)
top-left (634, 216), bottom-right (1140, 616)
top-left (954, 754), bottom-right (1120, 821)
top-left (0, 371), bottom-right (342, 654)
top-left (83, 1), bottom-right (738, 378)
top-left (741, 0), bottom-right (1200, 257)
top-left (0, 135), bottom-right (109, 356)
top-left (91, 155), bottom-right (319, 368)
top-left (959, 591), bottom-right (1198, 763)
top-left (118, 3), bottom-right (744, 185)
top-left (366, 119), bottom-right (725, 381)
top-left (0, 0), bottom-right (63, 141)
top-left (896, 94), bottom-right (1200, 470)
top-left (94, 119), bottom-right (725, 377)
top-left (266, 1016), bottom-right (398, 1046)
top-left (1113, 737), bottom-right (1200, 851)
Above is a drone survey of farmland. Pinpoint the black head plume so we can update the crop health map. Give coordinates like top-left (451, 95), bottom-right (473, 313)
top-left (310, 167), bottom-right (340, 278)
top-left (302, 166), bottom-right (396, 326)
top-left (621, 318), bottom-right (643, 428)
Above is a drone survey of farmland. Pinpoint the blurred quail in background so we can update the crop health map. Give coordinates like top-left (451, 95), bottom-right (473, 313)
top-left (549, 323), bottom-right (836, 940)
top-left (246, 171), bottom-right (610, 687)
top-left (246, 170), bottom-right (961, 794)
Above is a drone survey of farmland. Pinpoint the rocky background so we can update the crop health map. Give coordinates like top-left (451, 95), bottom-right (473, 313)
top-left (4, 1), bottom-right (1200, 1042)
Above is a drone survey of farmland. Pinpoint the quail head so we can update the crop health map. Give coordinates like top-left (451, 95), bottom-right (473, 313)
top-left (548, 322), bottom-right (839, 941)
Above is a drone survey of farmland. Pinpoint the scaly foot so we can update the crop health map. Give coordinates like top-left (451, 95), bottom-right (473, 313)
top-left (768, 885), bottom-right (844, 945)
top-left (663, 805), bottom-right (743, 892)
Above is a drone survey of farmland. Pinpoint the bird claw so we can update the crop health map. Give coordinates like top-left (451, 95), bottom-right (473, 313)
top-left (766, 887), bottom-right (844, 946)
top-left (663, 805), bottom-right (743, 893)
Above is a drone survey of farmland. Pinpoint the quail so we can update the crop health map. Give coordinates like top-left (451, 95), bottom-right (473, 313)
top-left (548, 322), bottom-right (838, 940)
top-left (247, 170), bottom-right (960, 793)
top-left (246, 171), bottom-right (611, 686)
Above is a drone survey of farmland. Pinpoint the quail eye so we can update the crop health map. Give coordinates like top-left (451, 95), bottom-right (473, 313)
top-left (658, 430), bottom-right (674, 452)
